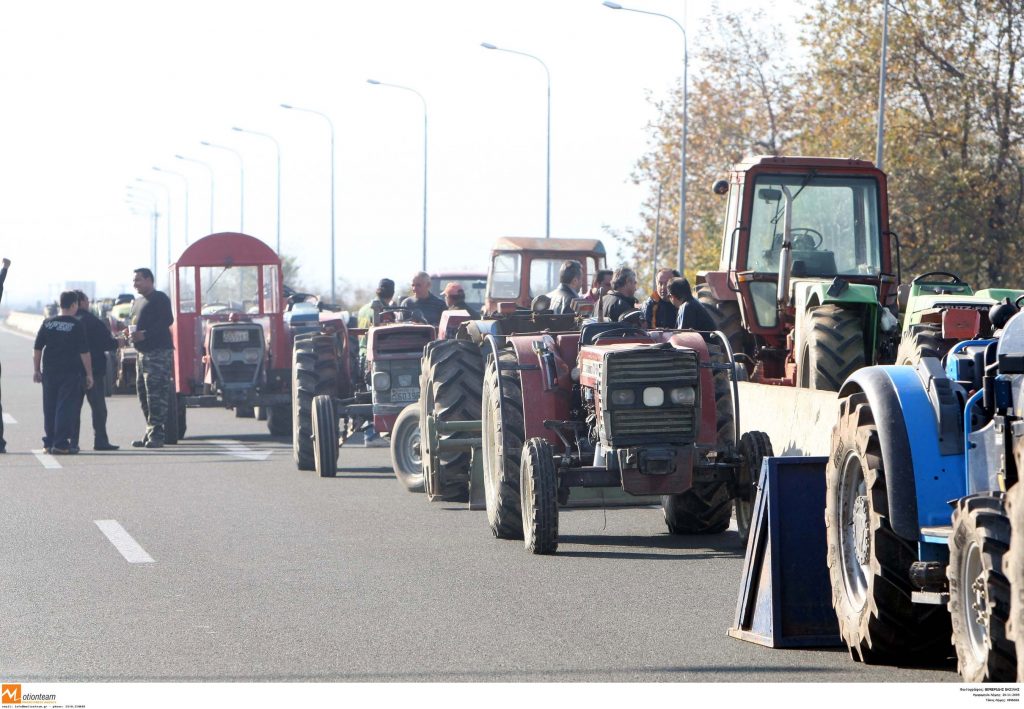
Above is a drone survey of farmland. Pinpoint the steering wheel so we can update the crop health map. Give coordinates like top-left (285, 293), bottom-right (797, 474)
top-left (1015, 294), bottom-right (1024, 309)
top-left (789, 227), bottom-right (823, 249)
top-left (912, 271), bottom-right (964, 285)
top-left (592, 326), bottom-right (648, 343)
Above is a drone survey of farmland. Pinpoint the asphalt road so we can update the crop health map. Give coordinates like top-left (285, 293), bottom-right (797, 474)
top-left (0, 325), bottom-right (957, 683)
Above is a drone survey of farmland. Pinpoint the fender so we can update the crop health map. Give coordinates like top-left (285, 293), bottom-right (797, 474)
top-left (840, 365), bottom-right (967, 540)
top-left (508, 334), bottom-right (573, 446)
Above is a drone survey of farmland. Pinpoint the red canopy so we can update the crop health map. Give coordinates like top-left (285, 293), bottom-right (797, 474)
top-left (171, 232), bottom-right (279, 268)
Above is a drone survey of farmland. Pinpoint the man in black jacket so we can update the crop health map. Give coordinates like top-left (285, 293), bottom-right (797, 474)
top-left (129, 268), bottom-right (174, 448)
top-left (599, 267), bottom-right (639, 322)
top-left (0, 257), bottom-right (9, 453)
top-left (544, 260), bottom-right (583, 315)
top-left (71, 291), bottom-right (120, 451)
top-left (667, 277), bottom-right (718, 332)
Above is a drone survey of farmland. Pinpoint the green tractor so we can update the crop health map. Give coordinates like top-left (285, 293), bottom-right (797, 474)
top-left (698, 156), bottom-right (900, 390)
top-left (895, 270), bottom-right (1024, 366)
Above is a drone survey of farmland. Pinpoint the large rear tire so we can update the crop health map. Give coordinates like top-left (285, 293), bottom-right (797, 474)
top-left (825, 392), bottom-right (951, 664)
top-left (799, 304), bottom-right (867, 392)
top-left (896, 323), bottom-right (954, 367)
top-left (235, 405), bottom-right (255, 418)
top-left (520, 438), bottom-right (558, 555)
top-left (266, 404), bottom-right (291, 436)
top-left (482, 348), bottom-right (525, 540)
top-left (292, 334), bottom-right (339, 471)
top-left (312, 394), bottom-right (339, 478)
top-left (420, 340), bottom-right (483, 502)
top-left (391, 404), bottom-right (424, 492)
top-left (948, 493), bottom-right (1016, 682)
top-left (1004, 484), bottom-right (1024, 681)
top-left (696, 284), bottom-right (746, 360)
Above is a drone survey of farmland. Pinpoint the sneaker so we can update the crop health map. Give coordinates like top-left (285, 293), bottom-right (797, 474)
top-left (69, 446), bottom-right (80, 454)
top-left (50, 447), bottom-right (72, 455)
top-left (144, 440), bottom-right (164, 449)
top-left (131, 440), bottom-right (148, 448)
top-left (94, 443), bottom-right (120, 451)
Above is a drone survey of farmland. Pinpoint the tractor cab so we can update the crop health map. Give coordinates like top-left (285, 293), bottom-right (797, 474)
top-left (485, 237), bottom-right (606, 314)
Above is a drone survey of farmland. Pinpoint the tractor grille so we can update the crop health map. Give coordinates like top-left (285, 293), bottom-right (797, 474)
top-left (610, 409), bottom-right (696, 444)
top-left (605, 348), bottom-right (699, 384)
top-left (218, 362), bottom-right (258, 385)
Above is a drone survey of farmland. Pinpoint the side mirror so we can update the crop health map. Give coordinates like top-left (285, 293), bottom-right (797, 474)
top-left (758, 188), bottom-right (782, 202)
top-left (712, 179), bottom-right (729, 195)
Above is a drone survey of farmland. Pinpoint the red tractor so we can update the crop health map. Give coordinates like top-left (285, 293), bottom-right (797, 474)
top-left (168, 232), bottom-right (352, 438)
top-left (479, 322), bottom-right (771, 553)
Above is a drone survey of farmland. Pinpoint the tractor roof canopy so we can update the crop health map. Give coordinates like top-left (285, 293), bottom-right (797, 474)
top-left (735, 155), bottom-right (880, 173)
top-left (172, 232), bottom-right (280, 268)
top-left (492, 237), bottom-right (605, 255)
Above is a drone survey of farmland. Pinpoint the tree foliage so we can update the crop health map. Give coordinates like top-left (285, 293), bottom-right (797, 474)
top-left (627, 0), bottom-right (1024, 288)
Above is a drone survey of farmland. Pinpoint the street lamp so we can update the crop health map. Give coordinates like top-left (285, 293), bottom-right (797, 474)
top-left (481, 43), bottom-right (551, 239)
top-left (200, 141), bottom-right (245, 232)
top-left (233, 126), bottom-right (282, 254)
top-left (175, 154), bottom-right (215, 233)
top-left (135, 178), bottom-right (173, 268)
top-left (152, 166), bottom-right (190, 245)
top-left (875, 0), bottom-right (890, 170)
top-left (603, 1), bottom-right (688, 274)
top-left (281, 103), bottom-right (337, 303)
top-left (367, 79), bottom-right (429, 271)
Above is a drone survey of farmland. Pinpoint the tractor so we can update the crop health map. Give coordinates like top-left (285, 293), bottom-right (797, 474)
top-left (477, 321), bottom-right (771, 554)
top-left (168, 232), bottom-right (327, 439)
top-left (484, 237), bottom-right (606, 313)
top-left (825, 299), bottom-right (1024, 681)
top-left (699, 156), bottom-right (900, 390)
top-left (895, 271), bottom-right (1024, 366)
top-left (292, 306), bottom-right (434, 488)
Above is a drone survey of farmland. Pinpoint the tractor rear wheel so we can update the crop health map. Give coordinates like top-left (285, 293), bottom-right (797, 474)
top-left (736, 430), bottom-right (773, 545)
top-left (312, 394), bottom-right (339, 478)
top-left (235, 405), bottom-right (255, 418)
top-left (1004, 484), bottom-right (1024, 681)
top-left (266, 404), bottom-right (291, 436)
top-left (165, 386), bottom-right (179, 445)
top-left (696, 284), bottom-right (746, 363)
top-left (391, 404), bottom-right (424, 492)
top-left (826, 392), bottom-right (951, 664)
top-left (948, 493), bottom-right (1016, 682)
top-left (799, 304), bottom-right (866, 391)
top-left (520, 437), bottom-right (559, 555)
top-left (176, 394), bottom-right (187, 439)
top-left (420, 340), bottom-right (484, 502)
top-left (292, 334), bottom-right (340, 471)
top-left (896, 323), bottom-right (953, 367)
top-left (482, 348), bottom-right (525, 540)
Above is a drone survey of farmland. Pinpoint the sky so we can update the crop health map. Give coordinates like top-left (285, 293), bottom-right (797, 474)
top-left (0, 0), bottom-right (802, 307)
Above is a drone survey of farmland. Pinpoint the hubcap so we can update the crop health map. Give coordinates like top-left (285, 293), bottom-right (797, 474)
top-left (961, 540), bottom-right (989, 663)
top-left (406, 428), bottom-right (422, 468)
top-left (840, 453), bottom-right (871, 609)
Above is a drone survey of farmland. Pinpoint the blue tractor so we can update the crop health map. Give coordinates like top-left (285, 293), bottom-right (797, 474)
top-left (825, 297), bottom-right (1024, 681)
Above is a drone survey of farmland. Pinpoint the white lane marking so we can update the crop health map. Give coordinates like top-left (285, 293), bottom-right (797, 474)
top-left (214, 440), bottom-right (273, 461)
top-left (2, 412), bottom-right (15, 424)
top-left (32, 449), bottom-right (62, 469)
top-left (94, 520), bottom-right (155, 564)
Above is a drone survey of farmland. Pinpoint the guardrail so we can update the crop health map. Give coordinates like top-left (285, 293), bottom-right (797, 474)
top-left (4, 311), bottom-right (45, 335)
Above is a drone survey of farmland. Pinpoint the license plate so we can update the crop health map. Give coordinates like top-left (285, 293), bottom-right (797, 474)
top-left (390, 387), bottom-right (419, 403)
top-left (221, 330), bottom-right (251, 343)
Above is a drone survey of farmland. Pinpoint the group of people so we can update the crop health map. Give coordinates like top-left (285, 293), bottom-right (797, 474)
top-left (26, 267), bottom-right (175, 455)
top-left (357, 271), bottom-right (478, 329)
top-left (542, 261), bottom-right (717, 331)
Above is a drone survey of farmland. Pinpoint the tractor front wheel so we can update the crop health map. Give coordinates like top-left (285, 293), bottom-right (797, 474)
top-left (391, 404), bottom-right (425, 492)
top-left (948, 493), bottom-right (1016, 682)
top-left (799, 304), bottom-right (866, 392)
top-left (520, 438), bottom-right (559, 555)
top-left (482, 348), bottom-right (525, 540)
top-left (292, 334), bottom-right (339, 471)
top-left (312, 394), bottom-right (338, 478)
top-left (735, 430), bottom-right (772, 545)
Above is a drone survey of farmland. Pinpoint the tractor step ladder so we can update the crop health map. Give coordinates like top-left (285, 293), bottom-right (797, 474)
top-left (728, 456), bottom-right (842, 648)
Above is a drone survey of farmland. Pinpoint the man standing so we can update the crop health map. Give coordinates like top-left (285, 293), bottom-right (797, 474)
top-left (71, 291), bottom-right (120, 451)
top-left (599, 267), bottom-right (639, 322)
top-left (545, 260), bottom-right (583, 315)
top-left (442, 282), bottom-right (480, 320)
top-left (400, 271), bottom-right (446, 327)
top-left (641, 268), bottom-right (681, 329)
top-left (33, 290), bottom-right (93, 454)
top-left (129, 268), bottom-right (174, 449)
top-left (0, 257), bottom-right (9, 453)
top-left (667, 277), bottom-right (718, 332)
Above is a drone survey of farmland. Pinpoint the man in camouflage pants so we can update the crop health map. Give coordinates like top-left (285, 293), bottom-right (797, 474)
top-left (129, 268), bottom-right (174, 448)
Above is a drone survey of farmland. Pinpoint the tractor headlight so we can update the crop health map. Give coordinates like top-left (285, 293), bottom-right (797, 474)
top-left (397, 374), bottom-right (414, 388)
top-left (642, 387), bottom-right (665, 407)
top-left (372, 371), bottom-right (391, 391)
top-left (213, 350), bottom-right (232, 364)
top-left (668, 387), bottom-right (696, 406)
top-left (610, 389), bottom-right (635, 406)
top-left (242, 348), bottom-right (261, 364)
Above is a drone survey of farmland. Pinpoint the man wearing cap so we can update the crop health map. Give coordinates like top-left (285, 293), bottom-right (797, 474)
top-left (358, 278), bottom-right (396, 330)
top-left (442, 282), bottom-right (480, 320)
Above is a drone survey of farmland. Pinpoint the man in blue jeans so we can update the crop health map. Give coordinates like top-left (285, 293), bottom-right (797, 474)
top-left (33, 290), bottom-right (93, 454)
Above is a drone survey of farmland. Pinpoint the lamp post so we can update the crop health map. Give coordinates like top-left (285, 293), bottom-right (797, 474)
top-left (125, 191), bottom-right (159, 275)
top-left (875, 0), bottom-right (890, 170)
top-left (152, 166), bottom-right (190, 245)
top-left (135, 178), bottom-right (173, 268)
top-left (175, 154), bottom-right (215, 233)
top-left (367, 79), bottom-right (429, 270)
top-left (200, 141), bottom-right (245, 232)
top-left (603, 1), bottom-right (688, 274)
top-left (481, 43), bottom-right (551, 239)
top-left (281, 103), bottom-right (336, 303)
top-left (233, 126), bottom-right (282, 254)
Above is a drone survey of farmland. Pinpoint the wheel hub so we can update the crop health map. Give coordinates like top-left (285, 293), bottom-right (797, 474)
top-left (962, 541), bottom-right (989, 661)
top-left (852, 495), bottom-right (870, 566)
